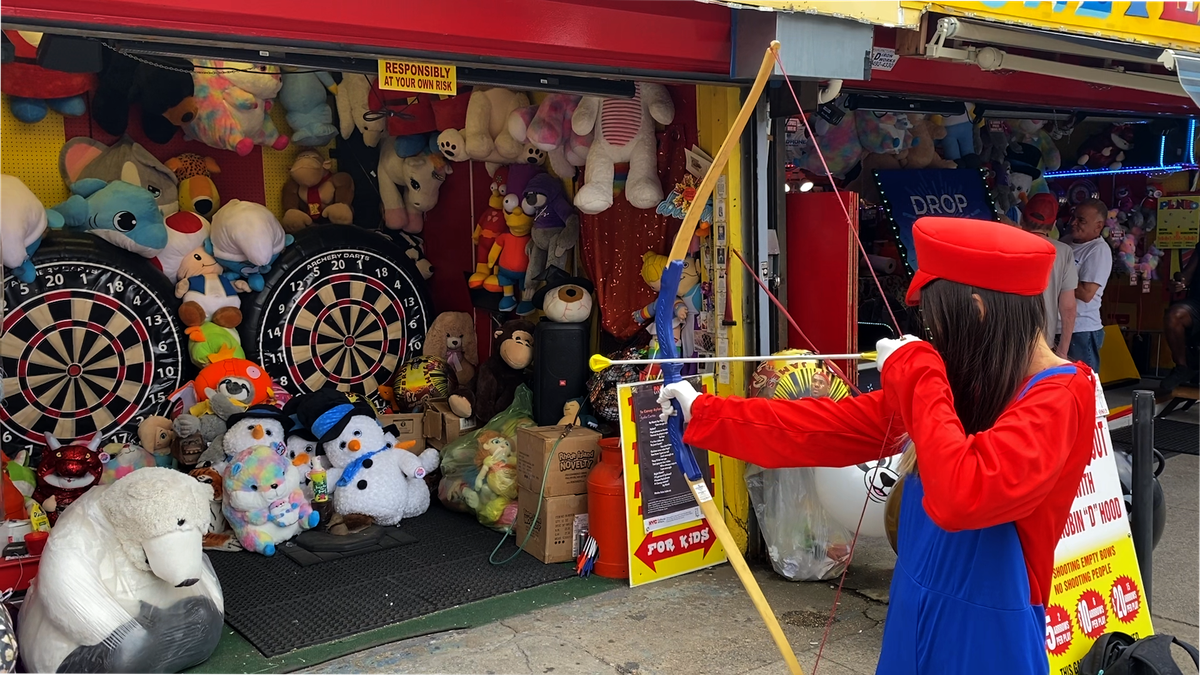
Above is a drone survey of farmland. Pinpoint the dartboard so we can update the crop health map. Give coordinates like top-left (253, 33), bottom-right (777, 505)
top-left (1, 232), bottom-right (186, 453)
top-left (245, 225), bottom-right (431, 412)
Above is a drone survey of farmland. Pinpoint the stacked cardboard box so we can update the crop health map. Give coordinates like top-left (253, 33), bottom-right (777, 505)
top-left (515, 426), bottom-right (601, 563)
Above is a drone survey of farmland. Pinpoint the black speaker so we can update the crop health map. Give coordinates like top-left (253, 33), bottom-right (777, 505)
top-left (532, 321), bottom-right (590, 426)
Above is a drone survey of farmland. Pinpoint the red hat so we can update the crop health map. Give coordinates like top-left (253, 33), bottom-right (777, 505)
top-left (905, 217), bottom-right (1057, 306)
top-left (1024, 193), bottom-right (1059, 228)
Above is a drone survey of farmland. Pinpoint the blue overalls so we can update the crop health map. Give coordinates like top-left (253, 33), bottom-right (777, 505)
top-left (877, 365), bottom-right (1076, 675)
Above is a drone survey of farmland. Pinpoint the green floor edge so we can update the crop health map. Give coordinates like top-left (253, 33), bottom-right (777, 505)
top-left (184, 572), bottom-right (624, 674)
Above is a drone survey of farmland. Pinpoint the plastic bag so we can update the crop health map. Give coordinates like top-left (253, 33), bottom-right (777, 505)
top-left (746, 464), bottom-right (853, 581)
top-left (437, 385), bottom-right (535, 531)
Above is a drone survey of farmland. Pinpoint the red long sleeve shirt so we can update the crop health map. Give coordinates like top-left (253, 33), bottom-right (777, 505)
top-left (683, 341), bottom-right (1096, 607)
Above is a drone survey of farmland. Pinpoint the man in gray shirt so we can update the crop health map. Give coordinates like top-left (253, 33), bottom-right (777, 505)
top-left (1021, 193), bottom-right (1077, 357)
top-left (1065, 198), bottom-right (1113, 373)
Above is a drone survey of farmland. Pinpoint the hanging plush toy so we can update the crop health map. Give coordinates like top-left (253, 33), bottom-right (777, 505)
top-left (508, 94), bottom-right (594, 178)
top-left (278, 71), bottom-right (338, 147)
top-left (518, 173), bottom-right (580, 315)
top-left (470, 166), bottom-right (508, 289)
top-left (898, 114), bottom-right (957, 170)
top-left (208, 199), bottom-right (292, 291)
top-left (437, 87), bottom-right (531, 167)
top-left (0, 30), bottom-right (95, 124)
top-left (334, 73), bottom-right (386, 148)
top-left (634, 252), bottom-right (701, 374)
top-left (50, 178), bottom-right (168, 258)
top-left (165, 153), bottom-right (221, 218)
top-left (377, 147), bottom-right (452, 233)
top-left (91, 50), bottom-right (198, 144)
top-left (185, 59), bottom-right (290, 156)
top-left (572, 82), bottom-right (675, 214)
top-left (1076, 123), bottom-right (1135, 170)
top-left (33, 433), bottom-right (104, 525)
top-left (1, 174), bottom-right (60, 283)
top-left (280, 149), bottom-right (355, 233)
top-left (223, 445), bottom-right (320, 555)
top-left (59, 136), bottom-right (181, 217)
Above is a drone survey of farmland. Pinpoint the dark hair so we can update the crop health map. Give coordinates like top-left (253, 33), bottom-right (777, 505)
top-left (919, 279), bottom-right (1044, 434)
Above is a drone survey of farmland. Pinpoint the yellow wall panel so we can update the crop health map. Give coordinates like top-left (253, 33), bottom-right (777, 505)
top-left (1, 95), bottom-right (69, 206)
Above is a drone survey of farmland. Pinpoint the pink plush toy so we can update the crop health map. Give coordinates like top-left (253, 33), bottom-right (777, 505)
top-left (509, 94), bottom-right (593, 178)
top-left (185, 59), bottom-right (290, 156)
top-left (1117, 234), bottom-right (1138, 277)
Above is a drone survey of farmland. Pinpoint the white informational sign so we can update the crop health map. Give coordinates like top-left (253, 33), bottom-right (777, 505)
top-left (870, 47), bottom-right (899, 71)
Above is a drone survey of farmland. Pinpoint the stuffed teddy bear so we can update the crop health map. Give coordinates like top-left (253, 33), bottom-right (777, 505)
top-left (437, 87), bottom-right (531, 167)
top-left (279, 71), bottom-right (338, 147)
top-left (33, 433), bottom-right (105, 525)
top-left (185, 59), bottom-right (290, 156)
top-left (449, 320), bottom-right (534, 423)
top-left (280, 149), bottom-right (355, 233)
top-left (334, 73), bottom-right (386, 148)
top-left (377, 147), bottom-right (452, 233)
top-left (223, 445), bottom-right (319, 555)
top-left (18, 467), bottom-right (223, 674)
top-left (898, 114), bottom-right (957, 170)
top-left (517, 172), bottom-right (579, 314)
top-left (572, 82), bottom-right (675, 214)
top-left (60, 136), bottom-right (181, 217)
top-left (99, 442), bottom-right (156, 485)
top-left (209, 199), bottom-right (293, 292)
top-left (91, 50), bottom-right (198, 144)
top-left (1, 174), bottom-right (60, 283)
top-left (424, 312), bottom-right (479, 388)
top-left (138, 416), bottom-right (177, 468)
top-left (0, 30), bottom-right (95, 124)
top-left (165, 153), bottom-right (221, 218)
top-left (50, 178), bottom-right (168, 258)
top-left (1076, 123), bottom-right (1135, 170)
top-left (509, 94), bottom-right (594, 178)
top-left (175, 248), bottom-right (252, 329)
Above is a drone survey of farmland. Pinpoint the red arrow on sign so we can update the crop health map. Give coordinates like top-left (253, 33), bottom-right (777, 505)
top-left (634, 522), bottom-right (716, 571)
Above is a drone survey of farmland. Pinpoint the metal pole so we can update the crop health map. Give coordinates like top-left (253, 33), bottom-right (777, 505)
top-left (1131, 390), bottom-right (1155, 613)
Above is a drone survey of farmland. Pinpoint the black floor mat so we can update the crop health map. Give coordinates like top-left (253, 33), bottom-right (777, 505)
top-left (280, 526), bottom-right (418, 566)
top-left (1110, 419), bottom-right (1199, 456)
top-left (207, 504), bottom-right (576, 656)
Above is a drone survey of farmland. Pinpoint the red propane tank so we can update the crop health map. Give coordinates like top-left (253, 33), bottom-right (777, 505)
top-left (587, 437), bottom-right (629, 579)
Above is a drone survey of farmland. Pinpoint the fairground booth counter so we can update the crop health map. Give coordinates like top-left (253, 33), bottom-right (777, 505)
top-left (0, 2), bottom-right (882, 672)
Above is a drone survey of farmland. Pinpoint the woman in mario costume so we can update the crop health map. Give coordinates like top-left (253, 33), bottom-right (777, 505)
top-left (661, 217), bottom-right (1098, 674)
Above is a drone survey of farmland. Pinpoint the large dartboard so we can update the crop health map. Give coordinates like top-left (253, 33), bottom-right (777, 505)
top-left (1, 231), bottom-right (186, 453)
top-left (243, 225), bottom-right (432, 411)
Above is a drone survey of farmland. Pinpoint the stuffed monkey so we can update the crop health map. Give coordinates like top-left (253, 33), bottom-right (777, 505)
top-left (448, 320), bottom-right (533, 423)
top-left (280, 149), bottom-right (355, 233)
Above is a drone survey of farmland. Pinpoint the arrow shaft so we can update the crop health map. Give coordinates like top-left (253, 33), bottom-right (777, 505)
top-left (606, 353), bottom-right (872, 367)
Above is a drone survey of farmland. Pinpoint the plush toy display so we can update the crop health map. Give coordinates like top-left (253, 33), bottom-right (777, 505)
top-left (572, 82), bottom-right (675, 214)
top-left (386, 230), bottom-right (434, 280)
top-left (283, 428), bottom-right (323, 500)
top-left (449, 320), bottom-right (534, 423)
top-left (459, 430), bottom-right (517, 525)
top-left (1076, 123), bottom-right (1135, 170)
top-left (99, 442), bottom-right (156, 485)
top-left (186, 322), bottom-right (246, 368)
top-left (49, 178), bottom-right (169, 258)
top-left (898, 114), bottom-right (957, 170)
top-left (424, 312), bottom-right (479, 387)
top-left (279, 71), bottom-right (338, 147)
top-left (18, 468), bottom-right (223, 674)
top-left (203, 404), bottom-right (291, 469)
top-left (60, 136), bottom-right (181, 217)
top-left (172, 432), bottom-right (208, 470)
top-left (138, 416), bottom-right (177, 468)
top-left (0, 30), bottom-right (95, 124)
top-left (936, 107), bottom-right (976, 162)
top-left (3, 450), bottom-right (35, 520)
top-left (470, 167), bottom-right (509, 288)
top-left (280, 149), bottom-right (355, 233)
top-left (558, 396), bottom-right (600, 430)
top-left (437, 87), bottom-right (531, 167)
top-left (152, 210), bottom-right (211, 281)
top-left (377, 147), bottom-right (452, 233)
top-left (166, 153), bottom-right (221, 218)
top-left (185, 59), bottom-right (290, 156)
top-left (635, 252), bottom-right (700, 371)
top-left (209, 199), bottom-right (293, 291)
top-left (174, 357), bottom-right (276, 450)
top-left (33, 433), bottom-right (105, 525)
top-left (223, 445), bottom-right (319, 555)
top-left (188, 465), bottom-right (232, 547)
top-left (368, 83), bottom-right (469, 157)
top-left (1, 174), bottom-right (61, 283)
top-left (534, 266), bottom-right (594, 323)
top-left (508, 94), bottom-right (594, 178)
top-left (91, 50), bottom-right (198, 144)
top-left (175, 248), bottom-right (252, 329)
top-left (490, 202), bottom-right (534, 312)
top-left (518, 173), bottom-right (580, 314)
top-left (334, 73), bottom-right (386, 148)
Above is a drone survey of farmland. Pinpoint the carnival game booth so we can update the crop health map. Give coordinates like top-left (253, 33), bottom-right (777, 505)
top-left (0, 3), bottom-right (886, 670)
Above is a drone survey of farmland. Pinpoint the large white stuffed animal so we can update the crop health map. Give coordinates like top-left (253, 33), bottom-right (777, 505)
top-left (334, 73), bottom-right (386, 148)
top-left (572, 82), bottom-right (675, 214)
top-left (1, 174), bottom-right (59, 283)
top-left (208, 199), bottom-right (292, 291)
top-left (377, 146), bottom-right (452, 233)
top-left (437, 87), bottom-right (530, 165)
top-left (18, 468), bottom-right (223, 674)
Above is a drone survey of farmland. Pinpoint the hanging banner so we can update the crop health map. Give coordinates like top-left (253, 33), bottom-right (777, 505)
top-left (376, 59), bottom-right (457, 95)
top-left (1045, 378), bottom-right (1155, 672)
top-left (904, 1), bottom-right (1200, 53)
top-left (874, 168), bottom-right (997, 271)
top-left (1156, 194), bottom-right (1200, 249)
top-left (618, 374), bottom-right (727, 587)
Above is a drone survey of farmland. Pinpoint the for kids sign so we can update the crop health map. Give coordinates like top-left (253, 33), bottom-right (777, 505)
top-left (874, 168), bottom-right (996, 271)
top-left (377, 59), bottom-right (457, 95)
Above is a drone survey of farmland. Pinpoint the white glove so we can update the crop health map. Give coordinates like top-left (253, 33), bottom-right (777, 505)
top-left (658, 380), bottom-right (701, 424)
top-left (875, 335), bottom-right (924, 372)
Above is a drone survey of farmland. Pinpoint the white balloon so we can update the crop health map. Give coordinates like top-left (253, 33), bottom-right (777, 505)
top-left (813, 453), bottom-right (903, 538)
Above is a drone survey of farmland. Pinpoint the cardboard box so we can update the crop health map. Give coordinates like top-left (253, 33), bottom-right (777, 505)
top-left (515, 490), bottom-right (588, 564)
top-left (378, 413), bottom-right (423, 447)
top-left (517, 426), bottom-right (601, 497)
top-left (424, 399), bottom-right (477, 448)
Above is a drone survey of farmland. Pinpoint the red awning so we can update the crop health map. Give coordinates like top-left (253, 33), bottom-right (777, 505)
top-left (1, 0), bottom-right (733, 78)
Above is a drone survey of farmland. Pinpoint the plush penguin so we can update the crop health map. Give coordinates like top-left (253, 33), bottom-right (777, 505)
top-left (199, 404), bottom-right (289, 469)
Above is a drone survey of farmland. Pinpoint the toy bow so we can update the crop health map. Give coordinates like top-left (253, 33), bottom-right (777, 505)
top-left (657, 41), bottom-right (805, 675)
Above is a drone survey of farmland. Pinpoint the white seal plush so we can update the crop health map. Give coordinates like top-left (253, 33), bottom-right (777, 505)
top-left (18, 468), bottom-right (224, 673)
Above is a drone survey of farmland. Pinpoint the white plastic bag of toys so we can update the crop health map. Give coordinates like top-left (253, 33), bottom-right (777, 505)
top-left (746, 464), bottom-right (853, 582)
top-left (437, 385), bottom-right (536, 531)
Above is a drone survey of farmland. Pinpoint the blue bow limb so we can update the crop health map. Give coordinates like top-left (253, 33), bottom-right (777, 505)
top-left (656, 260), bottom-right (705, 483)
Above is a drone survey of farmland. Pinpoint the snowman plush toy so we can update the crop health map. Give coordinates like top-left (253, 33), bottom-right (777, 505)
top-left (298, 391), bottom-right (439, 531)
top-left (199, 404), bottom-right (291, 470)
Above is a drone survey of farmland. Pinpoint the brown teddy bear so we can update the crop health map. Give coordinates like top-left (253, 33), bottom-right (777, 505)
top-left (423, 312), bottom-right (479, 388)
top-left (280, 149), bottom-right (355, 233)
top-left (898, 114), bottom-right (957, 170)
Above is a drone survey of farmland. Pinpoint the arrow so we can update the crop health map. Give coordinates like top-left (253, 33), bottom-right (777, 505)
top-left (589, 351), bottom-right (877, 372)
top-left (635, 522), bottom-right (717, 572)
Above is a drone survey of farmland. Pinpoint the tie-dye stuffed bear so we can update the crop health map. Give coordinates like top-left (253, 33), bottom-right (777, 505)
top-left (185, 59), bottom-right (290, 156)
top-left (222, 445), bottom-right (318, 556)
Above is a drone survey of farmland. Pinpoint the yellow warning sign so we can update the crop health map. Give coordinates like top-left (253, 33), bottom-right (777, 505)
top-left (376, 59), bottom-right (457, 95)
